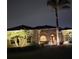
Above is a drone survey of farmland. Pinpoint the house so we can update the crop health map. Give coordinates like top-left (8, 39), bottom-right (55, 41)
top-left (7, 25), bottom-right (72, 48)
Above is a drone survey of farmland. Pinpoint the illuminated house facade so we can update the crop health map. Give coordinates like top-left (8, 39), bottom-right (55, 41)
top-left (61, 29), bottom-right (72, 45)
top-left (7, 25), bottom-right (72, 48)
top-left (7, 25), bottom-right (34, 48)
top-left (33, 28), bottom-right (60, 45)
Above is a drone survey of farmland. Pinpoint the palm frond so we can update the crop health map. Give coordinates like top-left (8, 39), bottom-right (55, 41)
top-left (47, 0), bottom-right (71, 9)
top-left (62, 5), bottom-right (70, 9)
top-left (59, 0), bottom-right (70, 5)
top-left (47, 0), bottom-right (57, 8)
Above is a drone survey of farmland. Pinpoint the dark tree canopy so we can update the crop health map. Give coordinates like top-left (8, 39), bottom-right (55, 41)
top-left (47, 0), bottom-right (71, 9)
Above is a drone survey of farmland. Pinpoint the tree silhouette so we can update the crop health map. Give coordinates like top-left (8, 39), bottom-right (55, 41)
top-left (47, 0), bottom-right (71, 45)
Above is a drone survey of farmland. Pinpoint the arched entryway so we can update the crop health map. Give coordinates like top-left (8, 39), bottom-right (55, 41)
top-left (39, 35), bottom-right (48, 45)
top-left (48, 34), bottom-right (57, 45)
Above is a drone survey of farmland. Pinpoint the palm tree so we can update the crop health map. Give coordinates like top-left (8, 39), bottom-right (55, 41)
top-left (47, 0), bottom-right (71, 45)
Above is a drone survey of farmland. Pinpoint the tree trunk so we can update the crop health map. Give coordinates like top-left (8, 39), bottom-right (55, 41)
top-left (55, 7), bottom-right (60, 45)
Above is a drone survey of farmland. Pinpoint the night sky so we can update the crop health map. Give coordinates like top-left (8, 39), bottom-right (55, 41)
top-left (7, 0), bottom-right (72, 28)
